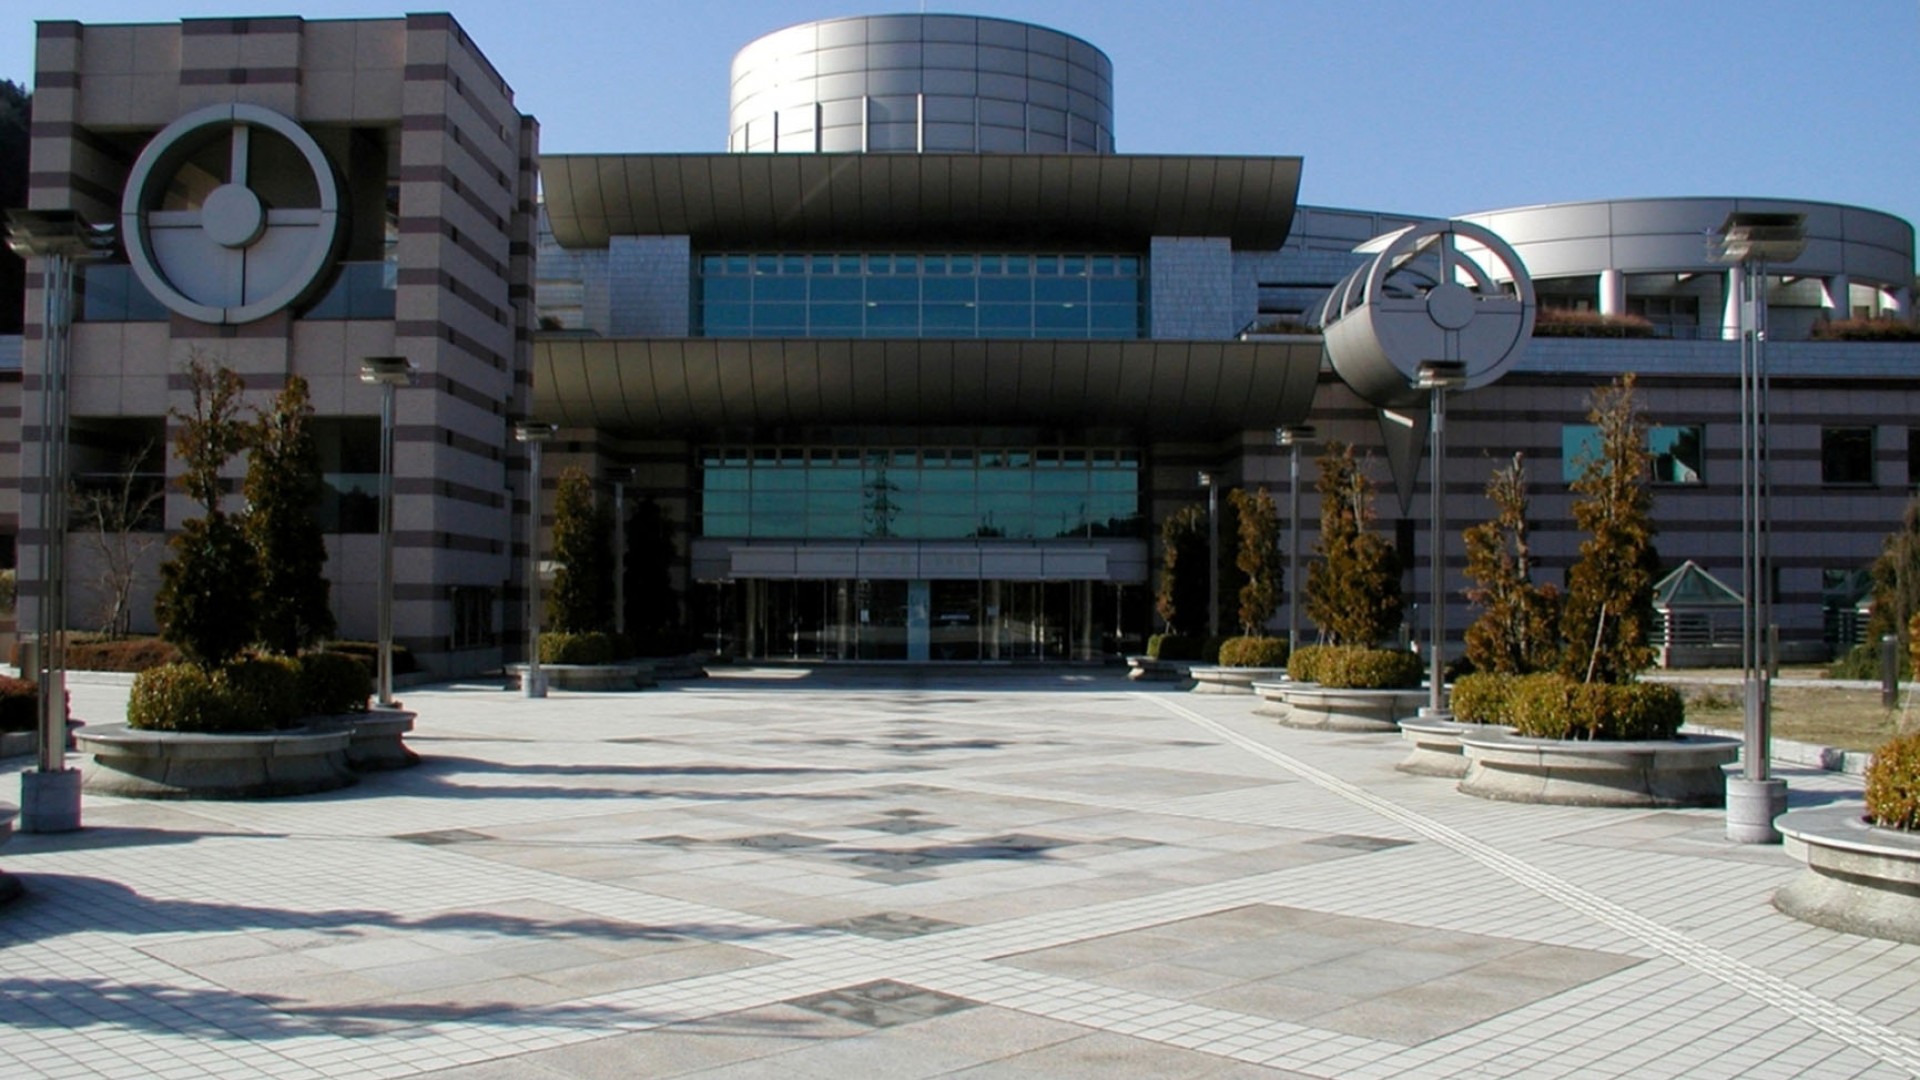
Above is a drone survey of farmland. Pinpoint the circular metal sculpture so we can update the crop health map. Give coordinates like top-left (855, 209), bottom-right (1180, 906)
top-left (1319, 219), bottom-right (1536, 408)
top-left (120, 103), bottom-right (344, 325)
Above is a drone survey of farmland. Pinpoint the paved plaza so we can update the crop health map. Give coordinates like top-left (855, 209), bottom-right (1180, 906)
top-left (1, 668), bottom-right (1917, 1079)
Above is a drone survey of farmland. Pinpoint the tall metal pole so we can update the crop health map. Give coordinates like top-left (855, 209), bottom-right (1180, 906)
top-left (36, 251), bottom-right (73, 780)
top-left (1200, 472), bottom-right (1219, 638)
top-left (1288, 441), bottom-right (1302, 653)
top-left (376, 379), bottom-right (397, 707)
top-left (1428, 385), bottom-right (1448, 716)
top-left (515, 423), bottom-right (556, 698)
top-left (360, 357), bottom-right (413, 710)
top-left (9, 210), bottom-right (113, 835)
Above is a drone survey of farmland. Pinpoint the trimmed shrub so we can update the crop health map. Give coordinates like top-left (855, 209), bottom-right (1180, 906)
top-left (222, 655), bottom-right (305, 730)
top-left (1147, 634), bottom-right (1223, 663)
top-left (1217, 636), bottom-right (1288, 668)
top-left (1288, 644), bottom-right (1331, 684)
top-left (1811, 317), bottom-right (1920, 343)
top-left (539, 630), bottom-right (619, 665)
top-left (66, 637), bottom-right (180, 673)
top-left (326, 641), bottom-right (420, 676)
top-left (1317, 645), bottom-right (1424, 690)
top-left (1450, 672), bottom-right (1517, 725)
top-left (129, 663), bottom-right (242, 733)
top-left (0, 674), bottom-right (36, 733)
top-left (300, 651), bottom-right (372, 716)
top-left (1829, 640), bottom-right (1911, 682)
top-left (1865, 731), bottom-right (1920, 831)
top-left (1532, 309), bottom-right (1655, 338)
top-left (1505, 673), bottom-right (1685, 741)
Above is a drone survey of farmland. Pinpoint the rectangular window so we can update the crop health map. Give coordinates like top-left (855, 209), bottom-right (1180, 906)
top-left (312, 418), bottom-right (382, 533)
top-left (450, 587), bottom-right (493, 650)
top-left (1562, 424), bottom-right (1705, 484)
top-left (1822, 427), bottom-right (1876, 486)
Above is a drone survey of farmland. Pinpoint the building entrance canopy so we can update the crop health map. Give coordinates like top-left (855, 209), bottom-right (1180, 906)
top-left (532, 337), bottom-right (1322, 438)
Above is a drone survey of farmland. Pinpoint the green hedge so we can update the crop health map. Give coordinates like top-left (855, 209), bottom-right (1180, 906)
top-left (1146, 634), bottom-right (1223, 663)
top-left (300, 651), bottom-right (372, 715)
top-left (0, 674), bottom-right (37, 733)
top-left (539, 631), bottom-right (623, 665)
top-left (129, 652), bottom-right (377, 733)
top-left (1315, 646), bottom-right (1423, 690)
top-left (1867, 731), bottom-right (1920, 831)
top-left (1830, 640), bottom-right (1910, 682)
top-left (1216, 636), bottom-right (1289, 668)
top-left (1501, 673), bottom-right (1685, 741)
top-left (1286, 644), bottom-right (1329, 684)
top-left (1450, 672), bottom-right (1517, 725)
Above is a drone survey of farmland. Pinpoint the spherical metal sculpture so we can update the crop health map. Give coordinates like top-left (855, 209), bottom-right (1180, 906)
top-left (121, 103), bottom-right (345, 325)
top-left (1319, 219), bottom-right (1536, 407)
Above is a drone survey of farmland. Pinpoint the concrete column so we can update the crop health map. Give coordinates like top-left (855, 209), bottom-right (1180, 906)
top-left (1891, 287), bottom-right (1910, 317)
top-left (1823, 274), bottom-right (1851, 320)
top-left (1722, 265), bottom-right (1745, 340)
top-left (1598, 268), bottom-right (1625, 316)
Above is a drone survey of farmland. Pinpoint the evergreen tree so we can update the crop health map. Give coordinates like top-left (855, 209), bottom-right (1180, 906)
top-left (1462, 452), bottom-right (1560, 674)
top-left (1230, 486), bottom-right (1282, 636)
top-left (1155, 504), bottom-right (1208, 636)
top-left (156, 357), bottom-right (258, 669)
top-left (245, 375), bottom-right (334, 654)
top-left (547, 466), bottom-right (614, 633)
top-left (1559, 374), bottom-right (1660, 683)
top-left (1305, 441), bottom-right (1402, 646)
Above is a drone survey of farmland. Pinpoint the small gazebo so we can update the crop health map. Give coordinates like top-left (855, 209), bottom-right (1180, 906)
top-left (1652, 560), bottom-right (1744, 668)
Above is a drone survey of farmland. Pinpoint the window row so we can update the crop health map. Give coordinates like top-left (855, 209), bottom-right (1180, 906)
top-left (1557, 424), bottom-right (1903, 487)
top-left (77, 262), bottom-right (397, 323)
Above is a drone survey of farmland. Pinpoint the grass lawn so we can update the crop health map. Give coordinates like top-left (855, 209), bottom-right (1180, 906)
top-left (1677, 681), bottom-right (1920, 752)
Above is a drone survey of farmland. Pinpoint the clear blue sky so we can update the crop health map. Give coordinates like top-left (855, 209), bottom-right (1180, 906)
top-left (7, 2), bottom-right (1920, 239)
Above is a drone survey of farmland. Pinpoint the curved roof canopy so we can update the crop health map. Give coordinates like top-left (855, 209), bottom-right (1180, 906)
top-left (541, 153), bottom-right (1303, 249)
top-left (531, 337), bottom-right (1322, 438)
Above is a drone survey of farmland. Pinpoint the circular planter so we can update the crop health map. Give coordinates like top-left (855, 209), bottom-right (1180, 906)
top-left (1125, 655), bottom-right (1191, 684)
top-left (1189, 666), bottom-right (1286, 695)
top-left (1776, 807), bottom-right (1920, 945)
top-left (507, 662), bottom-right (655, 692)
top-left (1255, 683), bottom-right (1428, 732)
top-left (76, 723), bottom-right (356, 800)
top-left (304, 709), bottom-right (419, 771)
top-left (1397, 718), bottom-right (1512, 778)
top-left (1457, 729), bottom-right (1739, 807)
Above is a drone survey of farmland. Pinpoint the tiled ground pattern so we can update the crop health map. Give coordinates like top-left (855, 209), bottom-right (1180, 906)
top-left (0, 669), bottom-right (1914, 1078)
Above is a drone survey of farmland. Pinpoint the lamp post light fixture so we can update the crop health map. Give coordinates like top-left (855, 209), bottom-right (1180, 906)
top-left (1712, 211), bottom-right (1806, 844)
top-left (514, 421), bottom-right (558, 698)
top-left (1198, 470), bottom-right (1220, 639)
top-left (1275, 425), bottom-right (1316, 656)
top-left (7, 209), bottom-right (116, 834)
top-left (1416, 361), bottom-right (1468, 718)
top-left (358, 356), bottom-right (414, 709)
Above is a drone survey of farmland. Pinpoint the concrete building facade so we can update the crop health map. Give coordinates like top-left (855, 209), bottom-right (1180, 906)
top-left (13, 12), bottom-right (1920, 671)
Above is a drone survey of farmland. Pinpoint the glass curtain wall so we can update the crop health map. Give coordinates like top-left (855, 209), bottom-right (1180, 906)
top-left (696, 252), bottom-right (1145, 339)
top-left (701, 444), bottom-right (1143, 541)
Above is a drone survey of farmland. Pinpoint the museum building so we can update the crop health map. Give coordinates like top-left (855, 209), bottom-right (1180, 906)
top-left (10, 12), bottom-right (1919, 672)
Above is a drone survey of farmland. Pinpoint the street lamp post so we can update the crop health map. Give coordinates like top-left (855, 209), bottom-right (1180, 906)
top-left (7, 209), bottom-right (115, 834)
top-left (1275, 426), bottom-right (1316, 657)
top-left (514, 422), bottom-right (557, 698)
top-left (359, 356), bottom-right (414, 709)
top-left (1198, 471), bottom-right (1219, 638)
top-left (1416, 361), bottom-right (1467, 719)
top-left (1713, 212), bottom-right (1805, 844)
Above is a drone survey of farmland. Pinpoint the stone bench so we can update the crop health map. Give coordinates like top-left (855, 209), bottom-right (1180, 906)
top-left (1776, 806), bottom-right (1920, 945)
top-left (1188, 666), bottom-right (1286, 695)
top-left (304, 709), bottom-right (418, 771)
top-left (507, 662), bottom-right (655, 692)
top-left (1457, 729), bottom-right (1739, 807)
top-left (1252, 683), bottom-right (1428, 733)
top-left (76, 723), bottom-right (357, 800)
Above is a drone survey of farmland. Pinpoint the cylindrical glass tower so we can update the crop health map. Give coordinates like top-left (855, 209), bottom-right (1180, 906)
top-left (729, 14), bottom-right (1114, 154)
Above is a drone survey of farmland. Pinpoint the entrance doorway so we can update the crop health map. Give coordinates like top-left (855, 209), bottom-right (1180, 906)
top-left (727, 578), bottom-right (1140, 662)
